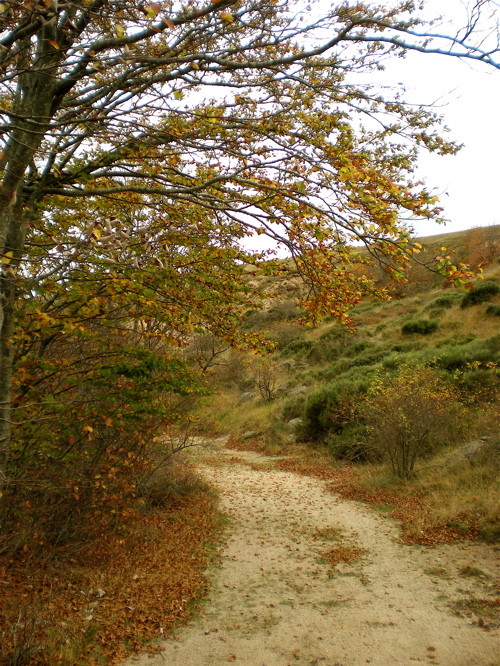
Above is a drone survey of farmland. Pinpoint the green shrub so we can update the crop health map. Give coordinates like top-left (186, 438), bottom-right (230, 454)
top-left (281, 394), bottom-right (306, 421)
top-left (265, 301), bottom-right (300, 321)
top-left (436, 334), bottom-right (476, 348)
top-left (305, 326), bottom-right (352, 363)
top-left (317, 357), bottom-right (353, 380)
top-left (455, 367), bottom-right (500, 397)
top-left (317, 345), bottom-right (394, 382)
top-left (382, 353), bottom-right (403, 370)
top-left (427, 307), bottom-right (445, 318)
top-left (326, 424), bottom-right (374, 462)
top-left (347, 340), bottom-right (375, 356)
top-left (351, 347), bottom-right (393, 367)
top-left (361, 365), bottom-right (467, 478)
top-left (390, 341), bottom-right (427, 352)
top-left (425, 293), bottom-right (461, 310)
top-left (263, 420), bottom-right (296, 449)
top-left (432, 335), bottom-right (500, 371)
top-left (461, 281), bottom-right (500, 308)
top-left (302, 378), bottom-right (370, 440)
top-left (281, 339), bottom-right (313, 357)
top-left (401, 319), bottom-right (439, 335)
top-left (486, 304), bottom-right (500, 316)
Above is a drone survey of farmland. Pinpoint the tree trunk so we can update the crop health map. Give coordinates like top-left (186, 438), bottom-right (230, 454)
top-left (0, 205), bottom-right (28, 493)
top-left (0, 275), bottom-right (15, 492)
top-left (0, 27), bottom-right (61, 491)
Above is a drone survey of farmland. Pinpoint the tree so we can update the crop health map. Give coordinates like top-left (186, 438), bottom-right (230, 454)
top-left (0, 0), bottom-right (498, 489)
top-left (185, 333), bottom-right (231, 374)
top-left (362, 365), bottom-right (466, 478)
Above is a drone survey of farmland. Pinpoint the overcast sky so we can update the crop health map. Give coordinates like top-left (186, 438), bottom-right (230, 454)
top-left (370, 0), bottom-right (499, 237)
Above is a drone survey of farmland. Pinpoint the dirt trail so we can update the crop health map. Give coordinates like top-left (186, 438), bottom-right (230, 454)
top-left (126, 440), bottom-right (499, 666)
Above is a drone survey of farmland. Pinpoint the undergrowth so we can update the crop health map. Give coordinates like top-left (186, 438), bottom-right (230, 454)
top-left (0, 465), bottom-right (222, 665)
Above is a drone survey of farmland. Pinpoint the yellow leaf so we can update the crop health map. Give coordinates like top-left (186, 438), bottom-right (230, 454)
top-left (146, 2), bottom-right (162, 17)
top-left (116, 24), bottom-right (126, 38)
top-left (1, 251), bottom-right (13, 265)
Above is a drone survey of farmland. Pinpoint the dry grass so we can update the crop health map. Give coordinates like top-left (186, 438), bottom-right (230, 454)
top-left (200, 390), bottom-right (282, 437)
top-left (451, 597), bottom-right (500, 626)
top-left (265, 441), bottom-right (499, 546)
top-left (439, 305), bottom-right (500, 339)
top-left (329, 454), bottom-right (500, 544)
top-left (313, 526), bottom-right (343, 541)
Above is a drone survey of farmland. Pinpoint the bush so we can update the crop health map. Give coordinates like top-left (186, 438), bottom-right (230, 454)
top-left (390, 341), bottom-right (427, 352)
top-left (326, 424), bottom-right (374, 462)
top-left (361, 365), bottom-right (467, 478)
top-left (486, 304), bottom-right (500, 316)
top-left (317, 345), bottom-right (395, 382)
top-left (461, 281), bottom-right (500, 308)
top-left (425, 293), bottom-right (461, 310)
top-left (401, 319), bottom-right (439, 335)
top-left (281, 395), bottom-right (306, 421)
top-left (281, 339), bottom-right (313, 357)
top-left (306, 326), bottom-right (350, 363)
top-left (247, 300), bottom-right (299, 327)
top-left (302, 378), bottom-right (370, 440)
top-left (435, 333), bottom-right (476, 348)
top-left (432, 335), bottom-right (500, 371)
top-left (138, 457), bottom-right (208, 507)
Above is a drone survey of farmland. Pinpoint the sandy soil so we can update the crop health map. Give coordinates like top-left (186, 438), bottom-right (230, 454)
top-left (126, 439), bottom-right (499, 666)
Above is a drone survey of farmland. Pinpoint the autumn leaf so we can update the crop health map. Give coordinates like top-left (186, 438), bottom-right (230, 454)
top-left (146, 3), bottom-right (162, 18)
top-left (0, 251), bottom-right (13, 265)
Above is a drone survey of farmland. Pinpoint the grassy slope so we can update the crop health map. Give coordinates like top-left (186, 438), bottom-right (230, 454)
top-left (195, 226), bottom-right (499, 543)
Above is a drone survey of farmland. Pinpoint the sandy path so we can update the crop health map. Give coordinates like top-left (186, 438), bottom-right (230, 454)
top-left (126, 440), bottom-right (499, 666)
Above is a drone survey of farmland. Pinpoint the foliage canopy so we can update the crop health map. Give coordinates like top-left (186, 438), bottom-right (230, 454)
top-left (0, 1), bottom-right (498, 490)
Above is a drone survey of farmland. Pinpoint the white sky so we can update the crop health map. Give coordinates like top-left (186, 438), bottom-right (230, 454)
top-left (244, 0), bottom-right (499, 254)
top-left (368, 0), bottom-right (499, 237)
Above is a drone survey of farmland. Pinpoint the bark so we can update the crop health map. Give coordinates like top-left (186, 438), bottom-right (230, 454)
top-left (0, 28), bottom-right (61, 489)
top-left (0, 204), bottom-right (29, 492)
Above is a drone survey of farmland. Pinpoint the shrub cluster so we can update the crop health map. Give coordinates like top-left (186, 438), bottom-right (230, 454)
top-left (302, 376), bottom-right (372, 445)
top-left (486, 304), bottom-right (500, 316)
top-left (401, 319), bottom-right (439, 335)
top-left (281, 339), bottom-right (313, 357)
top-left (425, 293), bottom-right (461, 310)
top-left (361, 366), bottom-right (467, 478)
top-left (461, 281), bottom-right (499, 308)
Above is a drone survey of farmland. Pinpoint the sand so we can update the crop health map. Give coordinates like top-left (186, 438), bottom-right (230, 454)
top-left (125, 440), bottom-right (498, 666)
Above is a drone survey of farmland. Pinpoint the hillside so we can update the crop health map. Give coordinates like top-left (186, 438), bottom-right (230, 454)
top-left (192, 225), bottom-right (500, 542)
